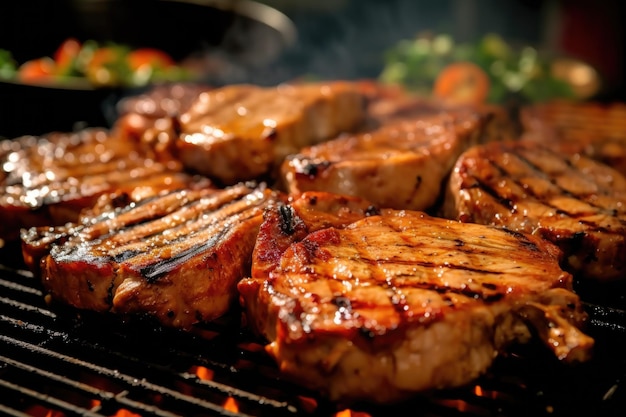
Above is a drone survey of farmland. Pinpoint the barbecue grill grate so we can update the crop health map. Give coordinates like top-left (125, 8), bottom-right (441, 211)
top-left (1, 246), bottom-right (625, 417)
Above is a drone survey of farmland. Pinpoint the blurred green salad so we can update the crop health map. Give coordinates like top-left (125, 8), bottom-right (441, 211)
top-left (379, 33), bottom-right (580, 104)
top-left (0, 38), bottom-right (197, 89)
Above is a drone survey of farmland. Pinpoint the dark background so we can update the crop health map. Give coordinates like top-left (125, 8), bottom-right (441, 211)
top-left (265, 0), bottom-right (625, 98)
top-left (0, 0), bottom-right (624, 137)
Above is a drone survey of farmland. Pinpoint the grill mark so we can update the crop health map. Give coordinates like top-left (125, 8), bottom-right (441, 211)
top-left (135, 205), bottom-right (266, 282)
top-left (39, 164), bottom-right (180, 206)
top-left (353, 255), bottom-right (504, 276)
top-left (112, 206), bottom-right (256, 266)
top-left (483, 145), bottom-right (624, 236)
top-left (468, 177), bottom-right (514, 210)
top-left (503, 144), bottom-right (613, 211)
top-left (105, 190), bottom-right (267, 259)
top-left (7, 139), bottom-right (144, 188)
top-left (345, 217), bottom-right (507, 319)
top-left (139, 227), bottom-right (231, 283)
top-left (386, 278), bottom-right (504, 302)
top-left (76, 189), bottom-right (198, 240)
top-left (54, 186), bottom-right (267, 264)
top-left (500, 228), bottom-right (541, 252)
top-left (91, 185), bottom-right (254, 246)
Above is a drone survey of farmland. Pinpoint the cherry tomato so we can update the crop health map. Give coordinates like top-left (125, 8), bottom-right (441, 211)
top-left (127, 48), bottom-right (174, 71)
top-left (18, 57), bottom-right (56, 82)
top-left (433, 61), bottom-right (490, 105)
top-left (53, 38), bottom-right (81, 72)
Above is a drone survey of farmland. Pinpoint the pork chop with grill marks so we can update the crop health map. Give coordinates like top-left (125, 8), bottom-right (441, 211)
top-left (444, 139), bottom-right (626, 282)
top-left (176, 82), bottom-right (367, 185)
top-left (280, 106), bottom-right (490, 211)
top-left (520, 100), bottom-right (626, 176)
top-left (238, 193), bottom-right (593, 403)
top-left (1, 128), bottom-right (205, 244)
top-left (22, 183), bottom-right (280, 329)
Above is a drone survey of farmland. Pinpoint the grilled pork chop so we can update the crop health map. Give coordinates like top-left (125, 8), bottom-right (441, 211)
top-left (521, 100), bottom-right (626, 176)
top-left (1, 128), bottom-right (202, 244)
top-left (22, 183), bottom-right (280, 329)
top-left (238, 193), bottom-right (593, 403)
top-left (444, 139), bottom-right (626, 282)
top-left (281, 106), bottom-right (490, 211)
top-left (176, 82), bottom-right (367, 185)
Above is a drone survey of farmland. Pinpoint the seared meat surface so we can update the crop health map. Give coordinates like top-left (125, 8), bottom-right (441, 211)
top-left (238, 193), bottom-right (593, 403)
top-left (112, 82), bottom-right (213, 158)
top-left (1, 128), bottom-right (202, 243)
top-left (521, 100), bottom-right (626, 176)
top-left (444, 139), bottom-right (626, 281)
top-left (177, 82), bottom-right (367, 184)
top-left (22, 183), bottom-right (280, 329)
top-left (281, 106), bottom-right (490, 211)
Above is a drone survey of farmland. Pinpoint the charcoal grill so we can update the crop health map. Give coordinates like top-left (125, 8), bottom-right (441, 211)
top-left (0, 243), bottom-right (625, 417)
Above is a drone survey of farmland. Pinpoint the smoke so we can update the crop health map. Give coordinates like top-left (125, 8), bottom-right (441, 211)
top-left (245, 0), bottom-right (456, 85)
top-left (238, 0), bottom-right (549, 86)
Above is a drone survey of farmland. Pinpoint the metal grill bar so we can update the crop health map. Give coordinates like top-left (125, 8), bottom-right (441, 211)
top-left (0, 318), bottom-right (300, 417)
top-left (1, 253), bottom-right (625, 417)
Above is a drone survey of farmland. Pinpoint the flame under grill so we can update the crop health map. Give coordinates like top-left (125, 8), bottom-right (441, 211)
top-left (1, 247), bottom-right (625, 417)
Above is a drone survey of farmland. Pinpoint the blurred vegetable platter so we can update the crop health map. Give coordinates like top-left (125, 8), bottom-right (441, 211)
top-left (379, 33), bottom-right (583, 104)
top-left (0, 38), bottom-right (197, 89)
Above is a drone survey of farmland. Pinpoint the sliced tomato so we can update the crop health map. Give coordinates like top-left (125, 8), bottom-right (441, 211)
top-left (127, 48), bottom-right (174, 71)
top-left (53, 38), bottom-right (81, 72)
top-left (18, 57), bottom-right (56, 82)
top-left (433, 61), bottom-right (490, 105)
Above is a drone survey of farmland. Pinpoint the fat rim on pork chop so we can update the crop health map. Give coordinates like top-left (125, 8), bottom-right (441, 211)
top-left (238, 192), bottom-right (594, 404)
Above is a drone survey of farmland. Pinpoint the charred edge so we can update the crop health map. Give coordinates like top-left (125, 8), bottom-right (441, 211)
top-left (365, 205), bottom-right (381, 217)
top-left (331, 296), bottom-right (353, 318)
top-left (500, 228), bottom-right (541, 252)
top-left (296, 160), bottom-right (331, 178)
top-left (139, 226), bottom-right (231, 283)
top-left (415, 175), bottom-right (422, 189)
top-left (106, 278), bottom-right (116, 307)
top-left (278, 204), bottom-right (298, 236)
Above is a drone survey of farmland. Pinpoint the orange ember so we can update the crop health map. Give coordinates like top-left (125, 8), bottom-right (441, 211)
top-left (474, 385), bottom-right (484, 397)
top-left (111, 409), bottom-right (141, 417)
top-left (223, 396), bottom-right (239, 413)
top-left (23, 406), bottom-right (64, 417)
top-left (335, 410), bottom-right (372, 417)
top-left (297, 396), bottom-right (318, 413)
top-left (192, 365), bottom-right (215, 381)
